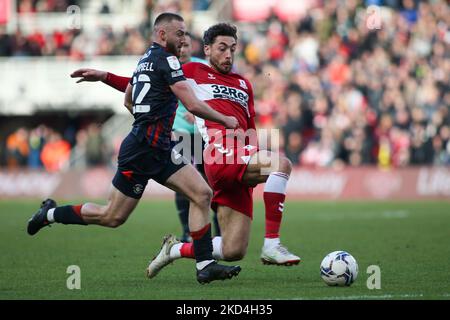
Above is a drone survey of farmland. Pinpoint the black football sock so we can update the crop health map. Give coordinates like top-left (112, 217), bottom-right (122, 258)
top-left (175, 192), bottom-right (190, 237)
top-left (53, 205), bottom-right (88, 225)
top-left (190, 223), bottom-right (214, 264)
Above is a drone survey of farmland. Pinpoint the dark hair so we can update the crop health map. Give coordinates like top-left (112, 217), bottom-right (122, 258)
top-left (154, 12), bottom-right (184, 28)
top-left (203, 23), bottom-right (237, 45)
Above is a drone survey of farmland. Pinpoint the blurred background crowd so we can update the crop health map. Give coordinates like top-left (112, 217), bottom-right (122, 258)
top-left (0, 0), bottom-right (449, 171)
top-left (4, 121), bottom-right (112, 172)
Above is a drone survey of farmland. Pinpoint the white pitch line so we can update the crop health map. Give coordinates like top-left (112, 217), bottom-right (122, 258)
top-left (322, 293), bottom-right (424, 300)
top-left (287, 293), bottom-right (450, 300)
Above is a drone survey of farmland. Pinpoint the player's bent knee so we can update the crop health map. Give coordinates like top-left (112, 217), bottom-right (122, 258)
top-left (102, 216), bottom-right (127, 228)
top-left (222, 246), bottom-right (247, 261)
top-left (193, 185), bottom-right (213, 209)
top-left (101, 209), bottom-right (128, 228)
top-left (279, 156), bottom-right (292, 174)
top-left (107, 217), bottom-right (127, 228)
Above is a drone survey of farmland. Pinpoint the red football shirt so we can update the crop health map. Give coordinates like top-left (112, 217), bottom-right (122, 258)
top-left (182, 62), bottom-right (256, 144)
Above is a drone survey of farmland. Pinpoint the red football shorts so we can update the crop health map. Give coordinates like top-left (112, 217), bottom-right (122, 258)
top-left (203, 139), bottom-right (258, 219)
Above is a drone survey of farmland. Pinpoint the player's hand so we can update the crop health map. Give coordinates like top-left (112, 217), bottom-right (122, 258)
top-left (223, 116), bottom-right (239, 129)
top-left (70, 68), bottom-right (107, 83)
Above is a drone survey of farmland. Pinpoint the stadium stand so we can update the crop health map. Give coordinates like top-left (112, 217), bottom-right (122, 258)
top-left (0, 0), bottom-right (449, 172)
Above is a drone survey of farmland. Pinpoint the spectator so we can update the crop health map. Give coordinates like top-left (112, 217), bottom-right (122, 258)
top-left (85, 124), bottom-right (105, 166)
top-left (6, 128), bottom-right (29, 168)
top-left (2, 0), bottom-right (449, 168)
top-left (285, 131), bottom-right (303, 165)
top-left (40, 132), bottom-right (71, 172)
top-left (28, 125), bottom-right (47, 169)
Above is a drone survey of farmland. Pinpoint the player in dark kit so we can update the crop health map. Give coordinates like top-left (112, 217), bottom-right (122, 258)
top-left (26, 13), bottom-right (241, 284)
top-left (71, 33), bottom-right (220, 244)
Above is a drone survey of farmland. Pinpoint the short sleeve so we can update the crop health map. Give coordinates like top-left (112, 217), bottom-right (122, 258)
top-left (158, 55), bottom-right (186, 85)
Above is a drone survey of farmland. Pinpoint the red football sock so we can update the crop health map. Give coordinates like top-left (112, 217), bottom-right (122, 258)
top-left (180, 243), bottom-right (195, 258)
top-left (72, 204), bottom-right (83, 218)
top-left (264, 192), bottom-right (286, 238)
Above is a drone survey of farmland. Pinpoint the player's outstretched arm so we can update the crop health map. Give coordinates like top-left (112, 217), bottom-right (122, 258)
top-left (170, 80), bottom-right (239, 129)
top-left (70, 69), bottom-right (130, 93)
top-left (123, 84), bottom-right (133, 114)
top-left (70, 68), bottom-right (107, 82)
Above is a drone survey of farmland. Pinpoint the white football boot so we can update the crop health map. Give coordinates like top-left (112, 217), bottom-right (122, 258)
top-left (146, 234), bottom-right (180, 278)
top-left (261, 243), bottom-right (301, 266)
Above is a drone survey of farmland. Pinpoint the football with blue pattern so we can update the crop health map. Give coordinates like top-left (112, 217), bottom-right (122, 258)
top-left (320, 251), bottom-right (358, 286)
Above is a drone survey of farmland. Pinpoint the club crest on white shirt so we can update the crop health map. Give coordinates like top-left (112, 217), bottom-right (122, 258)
top-left (167, 56), bottom-right (181, 70)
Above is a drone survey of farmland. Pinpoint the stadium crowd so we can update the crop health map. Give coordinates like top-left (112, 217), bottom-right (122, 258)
top-left (3, 123), bottom-right (110, 171)
top-left (0, 0), bottom-right (449, 171)
top-left (238, 0), bottom-right (450, 167)
top-left (16, 0), bottom-right (82, 13)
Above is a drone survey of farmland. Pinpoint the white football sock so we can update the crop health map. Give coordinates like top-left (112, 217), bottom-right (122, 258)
top-left (264, 172), bottom-right (289, 194)
top-left (169, 243), bottom-right (183, 260)
top-left (47, 208), bottom-right (55, 223)
top-left (169, 238), bottom-right (223, 261)
top-left (196, 260), bottom-right (215, 271)
top-left (212, 236), bottom-right (223, 260)
top-left (264, 237), bottom-right (280, 248)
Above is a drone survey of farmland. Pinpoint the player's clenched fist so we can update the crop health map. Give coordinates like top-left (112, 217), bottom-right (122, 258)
top-left (223, 116), bottom-right (239, 129)
top-left (70, 68), bottom-right (107, 83)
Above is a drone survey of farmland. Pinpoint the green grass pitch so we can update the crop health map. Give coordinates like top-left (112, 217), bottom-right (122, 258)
top-left (0, 200), bottom-right (449, 300)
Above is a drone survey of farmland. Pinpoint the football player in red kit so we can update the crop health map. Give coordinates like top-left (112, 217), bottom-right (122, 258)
top-left (71, 23), bottom-right (300, 279)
